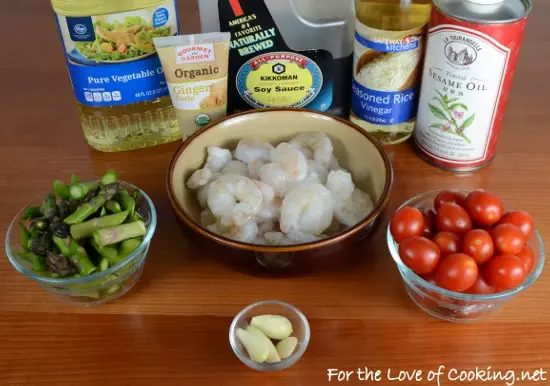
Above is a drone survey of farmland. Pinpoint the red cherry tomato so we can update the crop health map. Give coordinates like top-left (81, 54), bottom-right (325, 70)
top-left (390, 206), bottom-right (424, 243)
top-left (432, 231), bottom-right (461, 256)
top-left (398, 237), bottom-right (441, 275)
top-left (492, 223), bottom-right (525, 254)
top-left (435, 202), bottom-right (473, 235)
top-left (465, 276), bottom-right (495, 295)
top-left (420, 209), bottom-right (436, 238)
top-left (434, 190), bottom-right (467, 210)
top-left (484, 254), bottom-right (526, 290)
top-left (464, 189), bottom-right (504, 226)
top-left (462, 229), bottom-right (494, 264)
top-left (435, 253), bottom-right (479, 292)
top-left (517, 245), bottom-right (535, 273)
top-left (498, 210), bottom-right (535, 240)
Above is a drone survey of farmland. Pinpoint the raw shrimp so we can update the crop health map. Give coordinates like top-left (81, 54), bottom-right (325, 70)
top-left (324, 217), bottom-right (344, 236)
top-left (254, 180), bottom-right (281, 221)
top-left (259, 163), bottom-right (293, 198)
top-left (286, 229), bottom-right (322, 243)
top-left (334, 188), bottom-right (374, 227)
top-left (197, 173), bottom-right (222, 209)
top-left (307, 160), bottom-right (329, 185)
top-left (205, 147), bottom-right (232, 173)
top-left (270, 143), bottom-right (308, 181)
top-left (291, 143), bottom-right (314, 160)
top-left (207, 219), bottom-right (258, 243)
top-left (253, 236), bottom-right (267, 245)
top-left (264, 231), bottom-right (294, 246)
top-left (326, 170), bottom-right (354, 202)
top-left (327, 155), bottom-right (340, 171)
top-left (221, 160), bottom-right (249, 177)
top-left (290, 132), bottom-right (333, 167)
top-left (280, 182), bottom-right (334, 235)
top-left (207, 174), bottom-right (263, 226)
top-left (257, 218), bottom-right (277, 237)
top-left (186, 168), bottom-right (213, 190)
top-left (248, 159), bottom-right (265, 180)
top-left (200, 208), bottom-right (217, 227)
top-left (234, 140), bottom-right (274, 164)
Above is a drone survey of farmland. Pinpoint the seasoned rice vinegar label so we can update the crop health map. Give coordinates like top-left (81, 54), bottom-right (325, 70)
top-left (415, 25), bottom-right (510, 163)
top-left (351, 22), bottom-right (425, 126)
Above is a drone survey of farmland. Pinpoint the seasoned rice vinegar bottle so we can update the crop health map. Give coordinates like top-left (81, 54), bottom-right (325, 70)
top-left (351, 0), bottom-right (432, 144)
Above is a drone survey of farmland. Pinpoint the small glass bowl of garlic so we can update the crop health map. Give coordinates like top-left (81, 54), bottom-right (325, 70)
top-left (229, 300), bottom-right (310, 371)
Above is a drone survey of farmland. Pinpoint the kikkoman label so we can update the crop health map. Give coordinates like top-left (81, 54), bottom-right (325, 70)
top-left (236, 52), bottom-right (323, 108)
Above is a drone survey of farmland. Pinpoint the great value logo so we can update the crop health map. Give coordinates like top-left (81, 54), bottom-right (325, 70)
top-left (176, 44), bottom-right (216, 64)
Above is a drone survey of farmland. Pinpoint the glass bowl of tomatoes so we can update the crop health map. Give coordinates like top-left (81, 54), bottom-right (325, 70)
top-left (387, 190), bottom-right (545, 322)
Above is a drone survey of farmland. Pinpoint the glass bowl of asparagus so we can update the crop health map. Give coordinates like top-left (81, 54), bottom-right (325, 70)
top-left (5, 171), bottom-right (157, 306)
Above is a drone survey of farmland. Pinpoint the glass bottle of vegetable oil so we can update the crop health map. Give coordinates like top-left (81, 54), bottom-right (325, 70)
top-left (51, 0), bottom-right (181, 152)
top-left (350, 0), bottom-right (432, 145)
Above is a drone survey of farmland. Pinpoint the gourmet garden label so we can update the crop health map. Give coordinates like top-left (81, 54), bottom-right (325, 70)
top-left (414, 0), bottom-right (531, 171)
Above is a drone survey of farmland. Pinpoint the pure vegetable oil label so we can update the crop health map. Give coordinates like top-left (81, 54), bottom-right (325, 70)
top-left (55, 1), bottom-right (178, 107)
top-left (218, 0), bottom-right (338, 114)
top-left (351, 23), bottom-right (426, 126)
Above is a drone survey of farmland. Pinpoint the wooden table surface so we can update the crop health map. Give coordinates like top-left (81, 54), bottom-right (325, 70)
top-left (1, 1), bottom-right (549, 385)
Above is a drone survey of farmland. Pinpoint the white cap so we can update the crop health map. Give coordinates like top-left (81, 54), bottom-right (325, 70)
top-left (465, 0), bottom-right (503, 4)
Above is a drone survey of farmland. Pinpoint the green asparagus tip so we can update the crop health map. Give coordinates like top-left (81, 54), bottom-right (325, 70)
top-left (70, 174), bottom-right (80, 185)
top-left (100, 171), bottom-right (118, 187)
top-left (70, 184), bottom-right (85, 200)
top-left (23, 206), bottom-right (43, 220)
top-left (53, 180), bottom-right (71, 200)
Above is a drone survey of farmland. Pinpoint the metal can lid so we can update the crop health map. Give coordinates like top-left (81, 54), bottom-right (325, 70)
top-left (434, 0), bottom-right (531, 24)
top-left (466, 0), bottom-right (504, 4)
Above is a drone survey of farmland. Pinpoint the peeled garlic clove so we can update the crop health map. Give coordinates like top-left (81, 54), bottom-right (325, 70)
top-left (250, 314), bottom-right (293, 340)
top-left (246, 325), bottom-right (281, 363)
top-left (276, 336), bottom-right (298, 359)
top-left (236, 328), bottom-right (269, 363)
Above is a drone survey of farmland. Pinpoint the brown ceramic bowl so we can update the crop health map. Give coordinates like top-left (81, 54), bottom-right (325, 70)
top-left (167, 109), bottom-right (393, 275)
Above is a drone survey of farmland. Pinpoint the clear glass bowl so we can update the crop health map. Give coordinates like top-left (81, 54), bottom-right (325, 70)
top-left (5, 182), bottom-right (157, 306)
top-left (229, 300), bottom-right (310, 371)
top-left (387, 190), bottom-right (545, 322)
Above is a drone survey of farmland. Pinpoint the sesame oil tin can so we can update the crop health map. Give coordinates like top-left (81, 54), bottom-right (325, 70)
top-left (413, 0), bottom-right (532, 172)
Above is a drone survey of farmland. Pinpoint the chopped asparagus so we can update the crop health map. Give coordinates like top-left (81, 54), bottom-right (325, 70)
top-left (119, 237), bottom-right (142, 258)
top-left (90, 238), bottom-right (119, 263)
top-left (52, 235), bottom-right (78, 257)
top-left (25, 252), bottom-right (46, 271)
top-left (105, 200), bottom-right (122, 213)
top-left (68, 240), bottom-right (97, 276)
top-left (132, 190), bottom-right (141, 200)
top-left (93, 220), bottom-right (146, 248)
top-left (99, 258), bottom-right (109, 271)
top-left (103, 284), bottom-right (121, 296)
top-left (70, 182), bottom-right (98, 200)
top-left (100, 171), bottom-right (118, 186)
top-left (69, 184), bottom-right (85, 200)
top-left (40, 194), bottom-right (57, 219)
top-left (45, 253), bottom-right (77, 277)
top-left (70, 210), bottom-right (128, 240)
top-left (52, 180), bottom-right (70, 200)
top-left (63, 195), bottom-right (106, 225)
top-left (100, 206), bottom-right (107, 216)
top-left (23, 206), bottom-right (42, 220)
top-left (116, 190), bottom-right (135, 218)
top-left (30, 218), bottom-right (49, 233)
top-left (102, 183), bottom-right (121, 201)
top-left (20, 223), bottom-right (30, 252)
top-left (70, 174), bottom-right (80, 185)
top-left (29, 234), bottom-right (52, 256)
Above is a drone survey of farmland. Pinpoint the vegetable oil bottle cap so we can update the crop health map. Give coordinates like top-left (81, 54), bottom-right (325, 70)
top-left (465, 0), bottom-right (503, 5)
